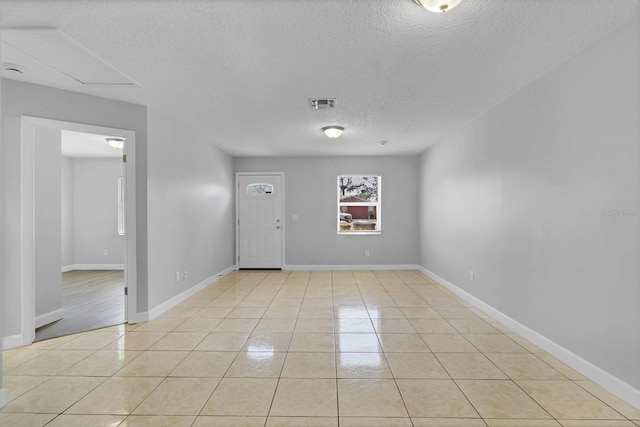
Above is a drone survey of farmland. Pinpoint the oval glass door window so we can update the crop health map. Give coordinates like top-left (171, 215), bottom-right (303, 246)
top-left (247, 183), bottom-right (274, 195)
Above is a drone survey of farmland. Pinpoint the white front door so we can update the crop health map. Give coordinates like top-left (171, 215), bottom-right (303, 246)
top-left (238, 174), bottom-right (283, 269)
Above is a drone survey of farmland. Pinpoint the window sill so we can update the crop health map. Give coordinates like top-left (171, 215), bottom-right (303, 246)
top-left (338, 231), bottom-right (381, 236)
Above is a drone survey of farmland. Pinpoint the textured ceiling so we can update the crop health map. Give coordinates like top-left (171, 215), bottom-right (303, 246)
top-left (1, 0), bottom-right (638, 157)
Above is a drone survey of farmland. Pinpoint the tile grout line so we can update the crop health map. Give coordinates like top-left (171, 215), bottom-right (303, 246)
top-left (3, 270), bottom-right (638, 425)
top-left (262, 277), bottom-right (286, 422)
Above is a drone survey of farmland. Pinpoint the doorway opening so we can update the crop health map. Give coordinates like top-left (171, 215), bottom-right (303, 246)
top-left (34, 130), bottom-right (127, 341)
top-left (20, 117), bottom-right (138, 345)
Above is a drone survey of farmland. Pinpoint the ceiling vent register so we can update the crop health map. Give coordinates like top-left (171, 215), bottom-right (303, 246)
top-left (309, 98), bottom-right (336, 110)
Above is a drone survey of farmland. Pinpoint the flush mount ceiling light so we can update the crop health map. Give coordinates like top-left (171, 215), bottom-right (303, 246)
top-left (413, 0), bottom-right (462, 13)
top-left (321, 126), bottom-right (344, 139)
top-left (106, 137), bottom-right (125, 149)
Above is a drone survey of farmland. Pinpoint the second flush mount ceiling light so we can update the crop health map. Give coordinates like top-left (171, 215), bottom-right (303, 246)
top-left (413, 0), bottom-right (462, 13)
top-left (321, 126), bottom-right (344, 139)
top-left (106, 137), bottom-right (125, 149)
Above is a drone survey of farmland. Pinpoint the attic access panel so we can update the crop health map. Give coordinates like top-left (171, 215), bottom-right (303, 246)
top-left (0, 28), bottom-right (139, 86)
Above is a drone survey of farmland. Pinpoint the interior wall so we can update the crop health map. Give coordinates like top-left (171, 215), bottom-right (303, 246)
top-left (2, 79), bottom-right (148, 338)
top-left (61, 156), bottom-right (73, 268)
top-left (72, 158), bottom-right (125, 267)
top-left (235, 156), bottom-right (420, 267)
top-left (0, 47), bottom-right (5, 403)
top-left (34, 127), bottom-right (63, 321)
top-left (147, 109), bottom-right (235, 311)
top-left (419, 19), bottom-right (640, 391)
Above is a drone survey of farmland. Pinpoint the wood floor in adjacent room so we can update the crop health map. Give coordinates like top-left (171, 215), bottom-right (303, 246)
top-left (35, 270), bottom-right (125, 342)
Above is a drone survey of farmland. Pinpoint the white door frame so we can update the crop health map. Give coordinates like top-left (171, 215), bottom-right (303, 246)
top-left (20, 116), bottom-right (138, 345)
top-left (235, 172), bottom-right (285, 270)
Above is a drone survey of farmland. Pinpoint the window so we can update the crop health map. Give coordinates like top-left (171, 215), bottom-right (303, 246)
top-left (337, 175), bottom-right (381, 234)
top-left (117, 176), bottom-right (125, 235)
top-left (247, 183), bottom-right (274, 195)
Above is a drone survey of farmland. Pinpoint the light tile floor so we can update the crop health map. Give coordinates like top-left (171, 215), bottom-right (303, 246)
top-left (2, 270), bottom-right (640, 426)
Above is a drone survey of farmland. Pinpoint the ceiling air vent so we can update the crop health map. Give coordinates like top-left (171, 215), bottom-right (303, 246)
top-left (309, 98), bottom-right (336, 110)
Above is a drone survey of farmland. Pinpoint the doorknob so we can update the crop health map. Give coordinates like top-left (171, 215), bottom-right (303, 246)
top-left (276, 226), bottom-right (280, 229)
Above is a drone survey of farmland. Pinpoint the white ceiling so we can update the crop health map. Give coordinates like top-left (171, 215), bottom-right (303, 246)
top-left (1, 1), bottom-right (638, 157)
top-left (61, 130), bottom-right (124, 159)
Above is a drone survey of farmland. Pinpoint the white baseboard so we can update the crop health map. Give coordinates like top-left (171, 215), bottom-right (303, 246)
top-left (145, 265), bottom-right (235, 321)
top-left (283, 264), bottom-right (420, 271)
top-left (218, 265), bottom-right (236, 276)
top-left (0, 388), bottom-right (7, 409)
top-left (63, 264), bottom-right (125, 271)
top-left (35, 308), bottom-right (64, 329)
top-left (134, 311), bottom-right (150, 323)
top-left (419, 266), bottom-right (640, 411)
top-left (2, 334), bottom-right (25, 350)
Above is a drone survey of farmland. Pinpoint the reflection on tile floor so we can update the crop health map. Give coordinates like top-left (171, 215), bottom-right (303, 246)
top-left (2, 270), bottom-right (640, 426)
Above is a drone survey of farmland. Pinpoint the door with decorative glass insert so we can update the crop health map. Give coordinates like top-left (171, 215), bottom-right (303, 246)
top-left (238, 174), bottom-right (283, 269)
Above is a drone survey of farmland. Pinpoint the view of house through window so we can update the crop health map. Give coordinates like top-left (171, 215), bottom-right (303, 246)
top-left (337, 175), bottom-right (381, 234)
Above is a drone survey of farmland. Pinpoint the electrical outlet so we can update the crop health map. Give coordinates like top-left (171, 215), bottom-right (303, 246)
top-left (175, 271), bottom-right (181, 282)
top-left (103, 249), bottom-right (109, 256)
top-left (292, 214), bottom-right (299, 221)
top-left (365, 249), bottom-right (370, 257)
top-left (469, 271), bottom-right (474, 282)
top-left (183, 270), bottom-right (188, 280)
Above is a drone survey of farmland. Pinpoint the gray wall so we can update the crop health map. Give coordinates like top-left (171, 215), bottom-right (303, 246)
top-left (61, 156), bottom-right (73, 268)
top-left (2, 79), bottom-right (148, 338)
top-left (71, 158), bottom-right (125, 266)
top-left (34, 127), bottom-right (62, 320)
top-left (419, 20), bottom-right (640, 389)
top-left (235, 156), bottom-right (420, 267)
top-left (147, 109), bottom-right (235, 310)
top-left (1, 55), bottom-right (5, 398)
